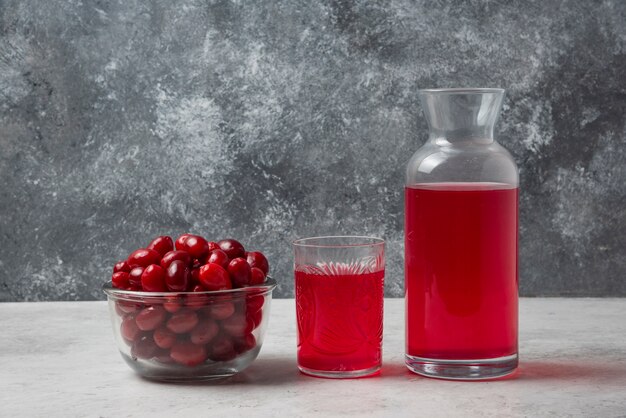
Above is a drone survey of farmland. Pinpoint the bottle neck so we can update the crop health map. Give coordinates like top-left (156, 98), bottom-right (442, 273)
top-left (419, 88), bottom-right (504, 146)
top-left (428, 128), bottom-right (495, 145)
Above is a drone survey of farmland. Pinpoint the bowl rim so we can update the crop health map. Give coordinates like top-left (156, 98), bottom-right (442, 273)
top-left (102, 277), bottom-right (277, 299)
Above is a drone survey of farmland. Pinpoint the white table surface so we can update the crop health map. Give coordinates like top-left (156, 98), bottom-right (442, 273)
top-left (1, 298), bottom-right (625, 417)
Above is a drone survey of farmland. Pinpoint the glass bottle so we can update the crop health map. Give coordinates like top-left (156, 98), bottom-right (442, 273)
top-left (404, 88), bottom-right (519, 379)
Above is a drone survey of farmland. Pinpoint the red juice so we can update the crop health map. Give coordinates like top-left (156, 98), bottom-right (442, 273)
top-left (295, 270), bottom-right (384, 373)
top-left (405, 183), bottom-right (518, 360)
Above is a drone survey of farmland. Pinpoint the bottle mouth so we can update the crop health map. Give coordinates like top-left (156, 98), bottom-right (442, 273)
top-left (419, 88), bottom-right (505, 95)
top-left (418, 88), bottom-right (505, 142)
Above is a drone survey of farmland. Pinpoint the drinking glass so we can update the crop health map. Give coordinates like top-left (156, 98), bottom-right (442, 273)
top-left (293, 236), bottom-right (385, 378)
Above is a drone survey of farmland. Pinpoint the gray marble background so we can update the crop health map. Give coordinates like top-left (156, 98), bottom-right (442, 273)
top-left (1, 0), bottom-right (625, 301)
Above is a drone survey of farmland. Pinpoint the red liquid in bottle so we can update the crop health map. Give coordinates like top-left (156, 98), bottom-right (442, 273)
top-left (295, 270), bottom-right (384, 373)
top-left (405, 183), bottom-right (518, 360)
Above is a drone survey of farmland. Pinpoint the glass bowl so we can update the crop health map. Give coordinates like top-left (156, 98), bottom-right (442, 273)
top-left (102, 279), bottom-right (276, 382)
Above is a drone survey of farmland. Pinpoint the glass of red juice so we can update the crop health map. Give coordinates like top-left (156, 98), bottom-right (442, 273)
top-left (293, 236), bottom-right (385, 378)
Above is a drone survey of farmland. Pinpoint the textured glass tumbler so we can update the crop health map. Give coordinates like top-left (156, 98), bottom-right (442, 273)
top-left (405, 88), bottom-right (519, 380)
top-left (294, 236), bottom-right (385, 378)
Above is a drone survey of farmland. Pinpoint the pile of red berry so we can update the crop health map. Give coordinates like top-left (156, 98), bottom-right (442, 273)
top-left (108, 235), bottom-right (271, 367)
top-left (115, 292), bottom-right (265, 366)
top-left (110, 234), bottom-right (269, 292)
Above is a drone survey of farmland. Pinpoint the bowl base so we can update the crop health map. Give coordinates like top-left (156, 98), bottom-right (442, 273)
top-left (141, 373), bottom-right (237, 383)
top-left (120, 347), bottom-right (260, 382)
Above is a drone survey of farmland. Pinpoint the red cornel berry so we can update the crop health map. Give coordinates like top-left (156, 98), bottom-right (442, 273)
top-left (147, 236), bottom-right (174, 257)
top-left (246, 251), bottom-right (269, 275)
top-left (249, 267), bottom-right (266, 285)
top-left (113, 260), bottom-right (131, 274)
top-left (120, 316), bottom-right (141, 342)
top-left (204, 299), bottom-right (235, 320)
top-left (198, 263), bottom-right (232, 291)
top-left (207, 241), bottom-right (220, 253)
top-left (165, 260), bottom-right (190, 292)
top-left (128, 267), bottom-right (144, 288)
top-left (111, 272), bottom-right (130, 289)
top-left (182, 235), bottom-right (210, 260)
top-left (209, 335), bottom-right (236, 362)
top-left (228, 258), bottom-right (252, 287)
top-left (175, 234), bottom-right (192, 251)
top-left (206, 249), bottom-right (229, 269)
top-left (128, 248), bottom-right (161, 268)
top-left (217, 239), bottom-right (245, 260)
top-left (141, 264), bottom-right (167, 292)
top-left (160, 250), bottom-right (192, 270)
top-left (222, 312), bottom-right (254, 337)
top-left (166, 310), bottom-right (199, 334)
top-left (190, 319), bottom-right (219, 345)
top-left (170, 341), bottom-right (207, 367)
top-left (153, 327), bottom-right (176, 349)
top-left (190, 268), bottom-right (201, 287)
top-left (235, 333), bottom-right (257, 354)
top-left (246, 294), bottom-right (265, 313)
top-left (132, 335), bottom-right (158, 360)
top-left (135, 306), bottom-right (167, 331)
